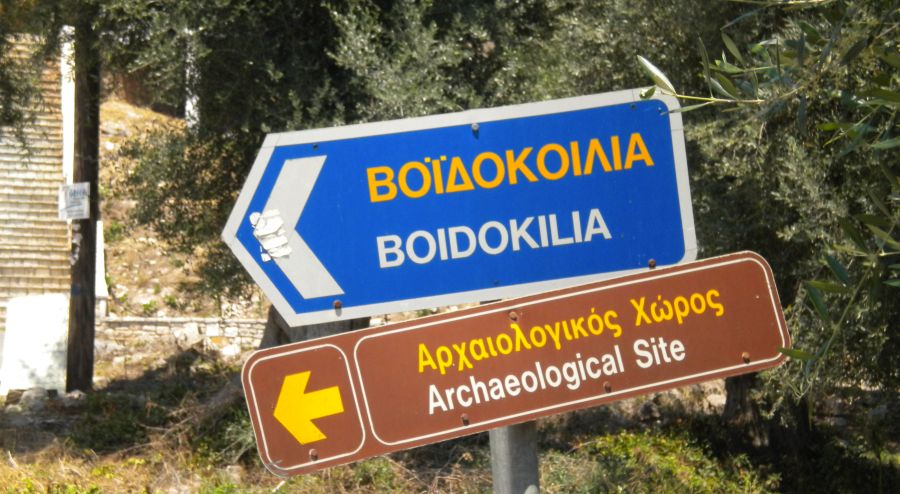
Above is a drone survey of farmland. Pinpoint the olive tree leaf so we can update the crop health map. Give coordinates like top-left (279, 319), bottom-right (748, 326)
top-left (804, 282), bottom-right (831, 322)
top-left (637, 55), bottom-right (676, 94)
top-left (825, 254), bottom-right (852, 285)
top-left (722, 32), bottom-right (744, 64)
top-left (872, 137), bottom-right (900, 149)
top-left (698, 37), bottom-right (713, 97)
top-left (807, 280), bottom-right (851, 294)
top-left (710, 77), bottom-right (736, 99)
top-left (866, 224), bottom-right (900, 250)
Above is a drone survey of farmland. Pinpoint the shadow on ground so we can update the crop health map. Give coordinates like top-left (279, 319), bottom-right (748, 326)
top-left (0, 346), bottom-right (239, 456)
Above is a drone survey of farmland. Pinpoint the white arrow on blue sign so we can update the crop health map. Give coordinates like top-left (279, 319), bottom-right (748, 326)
top-left (223, 89), bottom-right (697, 326)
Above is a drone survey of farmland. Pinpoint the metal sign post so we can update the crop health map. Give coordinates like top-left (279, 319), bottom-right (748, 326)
top-left (490, 422), bottom-right (540, 494)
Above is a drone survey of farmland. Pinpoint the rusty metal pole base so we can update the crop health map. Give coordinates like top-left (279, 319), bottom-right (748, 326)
top-left (489, 421), bottom-right (540, 494)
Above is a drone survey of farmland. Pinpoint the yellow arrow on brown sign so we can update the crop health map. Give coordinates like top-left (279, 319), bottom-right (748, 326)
top-left (273, 371), bottom-right (344, 445)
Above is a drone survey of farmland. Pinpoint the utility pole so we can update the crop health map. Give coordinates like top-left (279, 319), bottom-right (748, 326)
top-left (66, 7), bottom-right (101, 392)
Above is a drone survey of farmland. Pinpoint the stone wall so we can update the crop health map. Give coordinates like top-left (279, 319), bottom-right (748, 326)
top-left (96, 316), bottom-right (266, 360)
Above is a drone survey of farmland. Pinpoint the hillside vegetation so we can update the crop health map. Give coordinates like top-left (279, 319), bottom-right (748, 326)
top-left (99, 98), bottom-right (267, 320)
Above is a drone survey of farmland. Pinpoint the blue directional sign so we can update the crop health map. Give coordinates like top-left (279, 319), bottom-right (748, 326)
top-left (223, 89), bottom-right (696, 326)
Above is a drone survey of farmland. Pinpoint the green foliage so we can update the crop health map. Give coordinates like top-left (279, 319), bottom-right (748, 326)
top-left (69, 392), bottom-right (164, 451)
top-left (483, 0), bottom-right (739, 103)
top-left (682, 406), bottom-right (900, 494)
top-left (193, 402), bottom-right (257, 467)
top-left (539, 430), bottom-right (780, 493)
top-left (117, 0), bottom-right (738, 296)
top-left (789, 175), bottom-right (900, 394)
top-left (121, 126), bottom-right (254, 297)
top-left (103, 220), bottom-right (126, 244)
top-left (328, 0), bottom-right (475, 121)
top-left (0, 2), bottom-right (50, 139)
top-left (141, 299), bottom-right (158, 315)
top-left (70, 349), bottom-right (237, 453)
top-left (350, 457), bottom-right (400, 491)
top-left (15, 484), bottom-right (102, 494)
top-left (641, 0), bottom-right (899, 402)
top-left (197, 484), bottom-right (242, 494)
top-left (114, 0), bottom-right (349, 296)
top-left (0, 45), bottom-right (38, 134)
top-left (163, 294), bottom-right (179, 309)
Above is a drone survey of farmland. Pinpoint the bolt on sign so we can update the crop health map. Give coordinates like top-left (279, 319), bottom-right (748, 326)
top-left (242, 251), bottom-right (791, 476)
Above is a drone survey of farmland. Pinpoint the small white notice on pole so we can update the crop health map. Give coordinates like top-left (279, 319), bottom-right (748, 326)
top-left (58, 182), bottom-right (90, 220)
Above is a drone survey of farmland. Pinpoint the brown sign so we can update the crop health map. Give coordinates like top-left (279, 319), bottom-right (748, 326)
top-left (243, 251), bottom-right (790, 476)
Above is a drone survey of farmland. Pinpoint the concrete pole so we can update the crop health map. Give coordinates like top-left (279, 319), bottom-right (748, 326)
top-left (489, 421), bottom-right (540, 494)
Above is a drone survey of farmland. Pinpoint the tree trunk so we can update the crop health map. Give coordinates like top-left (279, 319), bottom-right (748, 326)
top-left (66, 11), bottom-right (101, 393)
top-left (258, 305), bottom-right (370, 347)
top-left (723, 373), bottom-right (769, 447)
